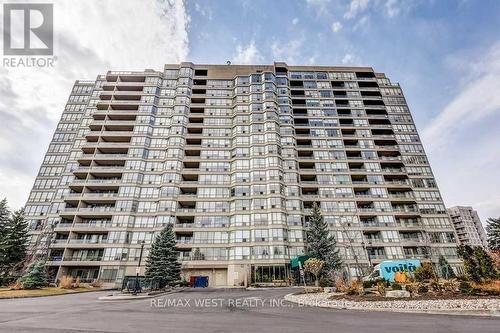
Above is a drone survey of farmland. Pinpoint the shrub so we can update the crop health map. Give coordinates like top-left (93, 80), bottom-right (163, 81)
top-left (346, 280), bottom-right (363, 295)
top-left (179, 278), bottom-right (189, 287)
top-left (391, 282), bottom-right (402, 290)
top-left (74, 277), bottom-right (81, 288)
top-left (438, 255), bottom-right (456, 279)
top-left (429, 279), bottom-right (443, 293)
top-left (59, 276), bottom-right (74, 289)
top-left (417, 284), bottom-right (428, 294)
top-left (334, 276), bottom-right (348, 292)
top-left (474, 247), bottom-right (497, 280)
top-left (457, 245), bottom-right (482, 282)
top-left (0, 276), bottom-right (15, 287)
top-left (376, 280), bottom-right (386, 296)
top-left (376, 278), bottom-right (390, 287)
top-left (319, 277), bottom-right (330, 288)
top-left (414, 263), bottom-right (436, 282)
top-left (304, 258), bottom-right (325, 287)
top-left (18, 261), bottom-right (47, 289)
top-left (471, 280), bottom-right (500, 296)
top-left (363, 280), bottom-right (375, 289)
top-left (458, 281), bottom-right (474, 295)
top-left (8, 281), bottom-right (23, 290)
top-left (405, 282), bottom-right (419, 296)
top-left (364, 278), bottom-right (390, 289)
top-left (443, 280), bottom-right (459, 293)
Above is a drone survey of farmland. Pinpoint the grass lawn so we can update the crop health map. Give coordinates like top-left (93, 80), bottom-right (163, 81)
top-left (0, 287), bottom-right (101, 299)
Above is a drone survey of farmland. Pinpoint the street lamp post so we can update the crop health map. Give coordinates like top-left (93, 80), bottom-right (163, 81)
top-left (132, 240), bottom-right (145, 295)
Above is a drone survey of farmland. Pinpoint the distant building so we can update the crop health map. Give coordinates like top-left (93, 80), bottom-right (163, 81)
top-left (447, 206), bottom-right (488, 248)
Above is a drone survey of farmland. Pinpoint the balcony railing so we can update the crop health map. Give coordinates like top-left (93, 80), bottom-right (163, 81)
top-left (67, 256), bottom-right (103, 261)
top-left (67, 239), bottom-right (108, 244)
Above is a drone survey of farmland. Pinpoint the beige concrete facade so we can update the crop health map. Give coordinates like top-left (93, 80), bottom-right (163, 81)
top-left (447, 206), bottom-right (488, 248)
top-left (25, 63), bottom-right (461, 287)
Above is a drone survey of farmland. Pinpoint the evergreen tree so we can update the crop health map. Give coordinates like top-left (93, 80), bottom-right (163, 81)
top-left (457, 245), bottom-right (481, 282)
top-left (0, 198), bottom-right (10, 279)
top-left (486, 217), bottom-right (500, 251)
top-left (0, 198), bottom-right (9, 235)
top-left (306, 202), bottom-right (342, 275)
top-left (473, 246), bottom-right (497, 279)
top-left (437, 255), bottom-right (456, 279)
top-left (145, 223), bottom-right (181, 288)
top-left (18, 261), bottom-right (47, 289)
top-left (0, 209), bottom-right (29, 274)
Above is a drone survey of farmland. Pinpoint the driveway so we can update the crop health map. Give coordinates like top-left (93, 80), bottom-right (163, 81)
top-left (0, 288), bottom-right (498, 332)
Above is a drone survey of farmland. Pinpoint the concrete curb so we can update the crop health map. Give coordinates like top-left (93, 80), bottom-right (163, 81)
top-left (246, 286), bottom-right (302, 291)
top-left (98, 288), bottom-right (183, 301)
top-left (283, 293), bottom-right (500, 317)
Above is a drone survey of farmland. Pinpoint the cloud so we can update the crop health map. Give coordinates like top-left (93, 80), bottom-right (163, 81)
top-left (271, 39), bottom-right (303, 64)
top-left (344, 0), bottom-right (370, 19)
top-left (422, 43), bottom-right (500, 221)
top-left (305, 0), bottom-right (333, 16)
top-left (233, 41), bottom-right (264, 64)
top-left (194, 2), bottom-right (213, 20)
top-left (0, 0), bottom-right (190, 209)
top-left (352, 15), bottom-right (370, 31)
top-left (292, 17), bottom-right (299, 25)
top-left (423, 43), bottom-right (500, 151)
top-left (384, 0), bottom-right (401, 17)
top-left (331, 21), bottom-right (343, 32)
top-left (341, 53), bottom-right (362, 65)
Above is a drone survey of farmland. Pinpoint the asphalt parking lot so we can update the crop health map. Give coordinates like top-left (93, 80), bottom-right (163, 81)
top-left (0, 288), bottom-right (498, 333)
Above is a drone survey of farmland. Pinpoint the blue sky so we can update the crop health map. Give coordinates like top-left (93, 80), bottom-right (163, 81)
top-left (1, 0), bottom-right (499, 223)
top-left (187, 0), bottom-right (499, 125)
top-left (185, 0), bottom-right (500, 221)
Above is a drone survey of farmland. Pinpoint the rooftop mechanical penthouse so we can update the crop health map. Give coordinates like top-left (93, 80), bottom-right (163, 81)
top-left (25, 62), bottom-right (461, 287)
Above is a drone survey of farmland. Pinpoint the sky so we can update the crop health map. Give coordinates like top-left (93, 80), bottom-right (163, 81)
top-left (0, 0), bottom-right (499, 223)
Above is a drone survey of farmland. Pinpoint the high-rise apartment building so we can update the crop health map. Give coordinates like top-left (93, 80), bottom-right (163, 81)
top-left (447, 206), bottom-right (488, 248)
top-left (25, 63), bottom-right (460, 287)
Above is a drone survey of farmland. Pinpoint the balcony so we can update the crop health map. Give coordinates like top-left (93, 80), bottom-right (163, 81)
top-left (176, 208), bottom-right (196, 214)
top-left (385, 179), bottom-right (410, 186)
top-left (368, 254), bottom-right (387, 260)
top-left (67, 256), bottom-right (103, 262)
top-left (357, 208), bottom-right (391, 213)
top-left (79, 153), bottom-right (128, 159)
top-left (69, 192), bottom-right (118, 199)
top-left (362, 221), bottom-right (396, 228)
top-left (67, 239), bottom-right (108, 245)
top-left (71, 222), bottom-right (114, 229)
top-left (381, 168), bottom-right (405, 174)
top-left (375, 145), bottom-right (399, 151)
top-left (76, 206), bottom-right (116, 213)
top-left (82, 142), bottom-right (130, 149)
top-left (392, 206), bottom-right (419, 213)
top-left (54, 223), bottom-right (73, 230)
top-left (82, 178), bottom-right (122, 184)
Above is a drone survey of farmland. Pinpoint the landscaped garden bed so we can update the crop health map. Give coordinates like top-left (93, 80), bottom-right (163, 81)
top-left (285, 291), bottom-right (500, 314)
top-left (0, 286), bottom-right (103, 299)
